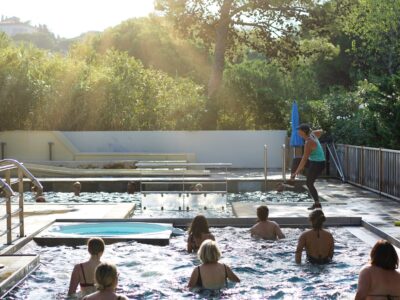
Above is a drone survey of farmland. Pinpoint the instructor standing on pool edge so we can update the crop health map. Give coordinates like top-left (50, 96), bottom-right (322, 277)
top-left (290, 124), bottom-right (325, 210)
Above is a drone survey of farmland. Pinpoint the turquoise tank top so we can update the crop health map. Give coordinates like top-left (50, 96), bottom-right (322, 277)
top-left (309, 135), bottom-right (325, 162)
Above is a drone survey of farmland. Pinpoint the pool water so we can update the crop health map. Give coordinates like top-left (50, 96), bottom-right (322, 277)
top-left (8, 227), bottom-right (368, 299)
top-left (22, 191), bottom-right (311, 218)
top-left (49, 222), bottom-right (175, 237)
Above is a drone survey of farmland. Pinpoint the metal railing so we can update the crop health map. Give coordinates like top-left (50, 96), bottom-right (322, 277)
top-left (0, 159), bottom-right (42, 244)
top-left (330, 145), bottom-right (400, 200)
top-left (137, 163), bottom-right (231, 194)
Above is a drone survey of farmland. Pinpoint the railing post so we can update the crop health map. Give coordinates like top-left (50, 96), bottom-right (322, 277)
top-left (1, 142), bottom-right (6, 159)
top-left (264, 145), bottom-right (267, 191)
top-left (48, 142), bottom-right (54, 161)
top-left (5, 169), bottom-right (11, 244)
top-left (345, 144), bottom-right (349, 181)
top-left (282, 144), bottom-right (286, 182)
top-left (360, 146), bottom-right (364, 185)
top-left (18, 168), bottom-right (24, 238)
top-left (379, 147), bottom-right (383, 194)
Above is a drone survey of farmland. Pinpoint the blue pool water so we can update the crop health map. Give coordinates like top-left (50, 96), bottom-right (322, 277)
top-left (49, 222), bottom-right (174, 237)
top-left (9, 227), bottom-right (369, 299)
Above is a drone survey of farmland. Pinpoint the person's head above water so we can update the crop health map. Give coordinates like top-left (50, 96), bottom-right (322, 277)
top-left (95, 262), bottom-right (118, 290)
top-left (370, 240), bottom-right (399, 270)
top-left (309, 209), bottom-right (326, 230)
top-left (297, 123), bottom-right (312, 138)
top-left (188, 215), bottom-right (210, 237)
top-left (198, 239), bottom-right (221, 264)
top-left (257, 205), bottom-right (269, 221)
top-left (87, 237), bottom-right (105, 256)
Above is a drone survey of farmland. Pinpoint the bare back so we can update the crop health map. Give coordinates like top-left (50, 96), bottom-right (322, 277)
top-left (251, 221), bottom-right (285, 240)
top-left (296, 228), bottom-right (334, 263)
top-left (356, 265), bottom-right (400, 300)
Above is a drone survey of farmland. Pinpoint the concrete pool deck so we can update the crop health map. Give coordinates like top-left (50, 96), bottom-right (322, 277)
top-left (232, 179), bottom-right (400, 243)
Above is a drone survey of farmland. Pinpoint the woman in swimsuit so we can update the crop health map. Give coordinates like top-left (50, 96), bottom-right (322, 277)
top-left (355, 240), bottom-right (400, 300)
top-left (187, 215), bottom-right (215, 253)
top-left (290, 123), bottom-right (325, 210)
top-left (68, 237), bottom-right (105, 297)
top-left (188, 239), bottom-right (240, 289)
top-left (83, 262), bottom-right (128, 300)
top-left (295, 210), bottom-right (334, 264)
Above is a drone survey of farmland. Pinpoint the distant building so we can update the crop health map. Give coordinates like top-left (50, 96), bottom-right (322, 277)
top-left (0, 16), bottom-right (38, 36)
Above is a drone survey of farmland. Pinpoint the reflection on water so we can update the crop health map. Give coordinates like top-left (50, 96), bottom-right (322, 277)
top-left (9, 228), bottom-right (368, 299)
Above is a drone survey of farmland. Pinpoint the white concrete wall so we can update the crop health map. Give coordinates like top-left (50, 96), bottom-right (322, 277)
top-left (0, 131), bottom-right (288, 168)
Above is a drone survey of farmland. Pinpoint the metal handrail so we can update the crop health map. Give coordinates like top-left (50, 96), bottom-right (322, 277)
top-left (0, 178), bottom-right (14, 197)
top-left (139, 163), bottom-right (230, 194)
top-left (0, 159), bottom-right (42, 244)
top-left (0, 159), bottom-right (43, 191)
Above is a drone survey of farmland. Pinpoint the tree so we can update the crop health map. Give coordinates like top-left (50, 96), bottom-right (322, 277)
top-left (156, 0), bottom-right (316, 99)
top-left (342, 0), bottom-right (400, 78)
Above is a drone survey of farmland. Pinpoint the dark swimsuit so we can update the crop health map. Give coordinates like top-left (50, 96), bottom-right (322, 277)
top-left (196, 264), bottom-right (228, 288)
top-left (79, 264), bottom-right (94, 288)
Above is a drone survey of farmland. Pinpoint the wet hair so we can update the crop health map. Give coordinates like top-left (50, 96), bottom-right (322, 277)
top-left (95, 262), bottom-right (118, 291)
top-left (297, 123), bottom-right (311, 135)
top-left (198, 239), bottom-right (221, 264)
top-left (87, 237), bottom-right (105, 256)
top-left (257, 205), bottom-right (269, 221)
top-left (188, 215), bottom-right (210, 238)
top-left (309, 210), bottom-right (326, 230)
top-left (370, 240), bottom-right (399, 270)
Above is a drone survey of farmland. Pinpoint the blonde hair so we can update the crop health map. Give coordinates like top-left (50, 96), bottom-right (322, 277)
top-left (198, 239), bottom-right (221, 263)
top-left (95, 262), bottom-right (118, 291)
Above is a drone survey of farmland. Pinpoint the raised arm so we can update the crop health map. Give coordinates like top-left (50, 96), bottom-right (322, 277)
top-left (312, 129), bottom-right (323, 138)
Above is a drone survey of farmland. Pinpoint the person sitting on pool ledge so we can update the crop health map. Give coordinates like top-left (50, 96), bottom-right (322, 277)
top-left (83, 262), bottom-right (128, 300)
top-left (355, 240), bottom-right (400, 300)
top-left (295, 210), bottom-right (334, 264)
top-left (188, 239), bottom-right (240, 289)
top-left (250, 205), bottom-right (285, 240)
top-left (68, 237), bottom-right (105, 297)
top-left (187, 215), bottom-right (215, 253)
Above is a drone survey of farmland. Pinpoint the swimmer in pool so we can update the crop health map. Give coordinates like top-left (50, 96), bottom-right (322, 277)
top-left (73, 181), bottom-right (81, 196)
top-left (187, 215), bottom-right (215, 253)
top-left (295, 210), bottom-right (334, 264)
top-left (83, 262), bottom-right (128, 300)
top-left (250, 205), bottom-right (285, 240)
top-left (355, 240), bottom-right (400, 300)
top-left (188, 239), bottom-right (240, 289)
top-left (68, 237), bottom-right (105, 297)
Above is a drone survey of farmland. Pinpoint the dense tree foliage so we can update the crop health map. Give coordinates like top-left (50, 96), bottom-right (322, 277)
top-left (1, 0), bottom-right (400, 148)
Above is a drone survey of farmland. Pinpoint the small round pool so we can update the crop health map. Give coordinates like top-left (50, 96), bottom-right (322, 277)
top-left (51, 222), bottom-right (173, 237)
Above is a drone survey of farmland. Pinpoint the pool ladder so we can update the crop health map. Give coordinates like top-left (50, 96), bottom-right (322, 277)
top-left (0, 159), bottom-right (43, 245)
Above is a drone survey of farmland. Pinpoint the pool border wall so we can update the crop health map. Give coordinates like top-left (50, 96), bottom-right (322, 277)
top-left (53, 217), bottom-right (362, 228)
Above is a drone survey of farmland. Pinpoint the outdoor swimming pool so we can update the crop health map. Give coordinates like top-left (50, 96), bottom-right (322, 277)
top-left (23, 191), bottom-right (312, 218)
top-left (8, 227), bottom-right (369, 299)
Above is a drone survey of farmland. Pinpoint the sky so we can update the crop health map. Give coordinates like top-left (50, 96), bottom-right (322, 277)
top-left (0, 0), bottom-right (155, 38)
